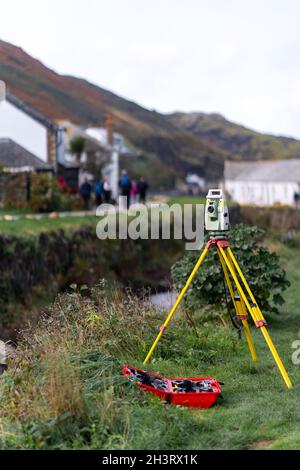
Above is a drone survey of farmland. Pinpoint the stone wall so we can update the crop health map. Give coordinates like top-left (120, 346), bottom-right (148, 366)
top-left (0, 173), bottom-right (29, 208)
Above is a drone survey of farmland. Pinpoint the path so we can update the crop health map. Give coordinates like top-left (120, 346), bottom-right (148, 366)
top-left (0, 202), bottom-right (160, 222)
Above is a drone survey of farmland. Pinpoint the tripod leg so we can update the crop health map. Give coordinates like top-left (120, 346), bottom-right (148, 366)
top-left (218, 245), bottom-right (292, 389)
top-left (217, 250), bottom-right (258, 362)
top-left (227, 248), bottom-right (267, 323)
top-left (235, 297), bottom-right (258, 363)
top-left (224, 253), bottom-right (258, 363)
top-left (143, 244), bottom-right (210, 366)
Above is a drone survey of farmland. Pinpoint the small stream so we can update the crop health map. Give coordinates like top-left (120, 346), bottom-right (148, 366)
top-left (149, 291), bottom-right (178, 309)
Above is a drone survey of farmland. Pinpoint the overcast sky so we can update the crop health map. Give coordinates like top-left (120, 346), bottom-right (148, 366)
top-left (1, 0), bottom-right (300, 138)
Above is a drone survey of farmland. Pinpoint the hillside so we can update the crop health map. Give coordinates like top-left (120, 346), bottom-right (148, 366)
top-left (2, 39), bottom-right (300, 187)
top-left (0, 39), bottom-right (225, 184)
top-left (167, 112), bottom-right (300, 161)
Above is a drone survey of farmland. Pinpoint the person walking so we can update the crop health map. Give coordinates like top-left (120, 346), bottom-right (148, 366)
top-left (294, 190), bottom-right (300, 209)
top-left (130, 180), bottom-right (138, 205)
top-left (103, 177), bottom-right (112, 204)
top-left (80, 177), bottom-right (92, 210)
top-left (119, 170), bottom-right (132, 209)
top-left (94, 179), bottom-right (103, 206)
top-left (137, 176), bottom-right (149, 204)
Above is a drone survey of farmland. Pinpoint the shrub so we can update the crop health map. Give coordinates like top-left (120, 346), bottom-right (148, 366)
top-left (58, 192), bottom-right (83, 211)
top-left (29, 173), bottom-right (62, 213)
top-left (171, 224), bottom-right (290, 315)
top-left (29, 174), bottom-right (83, 213)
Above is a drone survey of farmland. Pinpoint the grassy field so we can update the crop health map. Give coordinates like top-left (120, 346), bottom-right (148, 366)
top-left (0, 195), bottom-right (215, 234)
top-left (0, 198), bottom-right (199, 234)
top-left (167, 195), bottom-right (238, 207)
top-left (0, 215), bottom-right (98, 234)
top-left (0, 239), bottom-right (299, 450)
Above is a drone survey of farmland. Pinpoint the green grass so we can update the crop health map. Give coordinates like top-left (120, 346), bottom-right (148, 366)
top-left (0, 241), bottom-right (300, 450)
top-left (167, 195), bottom-right (238, 207)
top-left (167, 196), bottom-right (206, 206)
top-left (0, 215), bottom-right (98, 234)
top-left (0, 208), bottom-right (32, 216)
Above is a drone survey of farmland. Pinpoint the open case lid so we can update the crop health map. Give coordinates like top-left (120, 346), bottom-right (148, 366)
top-left (123, 365), bottom-right (222, 408)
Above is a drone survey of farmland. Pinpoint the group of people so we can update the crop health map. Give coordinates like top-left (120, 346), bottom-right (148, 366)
top-left (80, 171), bottom-right (149, 210)
top-left (80, 176), bottom-right (112, 210)
top-left (118, 171), bottom-right (149, 209)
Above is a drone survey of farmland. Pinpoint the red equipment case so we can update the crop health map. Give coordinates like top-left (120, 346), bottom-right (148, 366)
top-left (123, 365), bottom-right (222, 409)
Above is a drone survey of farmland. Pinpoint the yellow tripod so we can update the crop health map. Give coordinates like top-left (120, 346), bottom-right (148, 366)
top-left (143, 236), bottom-right (293, 389)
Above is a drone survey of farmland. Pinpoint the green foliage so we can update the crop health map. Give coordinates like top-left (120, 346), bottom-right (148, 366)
top-left (29, 173), bottom-right (62, 213)
top-left (1, 255), bottom-right (300, 450)
top-left (0, 227), bottom-right (183, 338)
top-left (169, 112), bottom-right (300, 162)
top-left (0, 240), bottom-right (300, 450)
top-left (70, 137), bottom-right (86, 161)
top-left (57, 192), bottom-right (83, 212)
top-left (28, 174), bottom-right (83, 213)
top-left (0, 173), bottom-right (29, 209)
top-left (0, 286), bottom-right (236, 450)
top-left (171, 224), bottom-right (290, 315)
top-left (120, 153), bottom-right (176, 190)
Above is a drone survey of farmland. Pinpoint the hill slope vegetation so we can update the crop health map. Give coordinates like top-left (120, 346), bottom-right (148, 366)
top-left (1, 39), bottom-right (300, 184)
top-left (0, 40), bottom-right (224, 183)
top-left (168, 112), bottom-right (300, 161)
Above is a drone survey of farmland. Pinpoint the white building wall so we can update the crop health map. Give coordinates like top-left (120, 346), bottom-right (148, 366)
top-left (225, 180), bottom-right (299, 206)
top-left (0, 100), bottom-right (48, 161)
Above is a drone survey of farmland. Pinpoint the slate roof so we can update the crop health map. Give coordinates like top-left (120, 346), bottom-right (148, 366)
top-left (0, 138), bottom-right (52, 170)
top-left (6, 91), bottom-right (61, 132)
top-left (225, 159), bottom-right (300, 182)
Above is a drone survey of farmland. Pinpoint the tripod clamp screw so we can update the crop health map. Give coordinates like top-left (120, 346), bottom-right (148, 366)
top-left (255, 320), bottom-right (268, 329)
top-left (237, 315), bottom-right (249, 321)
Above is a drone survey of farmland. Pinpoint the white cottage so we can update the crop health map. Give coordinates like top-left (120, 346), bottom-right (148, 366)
top-left (0, 90), bottom-right (65, 167)
top-left (224, 160), bottom-right (300, 206)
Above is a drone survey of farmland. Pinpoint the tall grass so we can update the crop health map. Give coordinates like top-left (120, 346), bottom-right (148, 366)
top-left (1, 237), bottom-right (299, 451)
top-left (0, 284), bottom-right (164, 449)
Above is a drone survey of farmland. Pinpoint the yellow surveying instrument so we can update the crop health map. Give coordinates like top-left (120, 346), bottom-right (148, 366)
top-left (143, 189), bottom-right (293, 390)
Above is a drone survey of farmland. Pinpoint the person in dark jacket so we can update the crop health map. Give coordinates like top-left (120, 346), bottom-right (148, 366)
top-left (102, 177), bottom-right (112, 204)
top-left (80, 177), bottom-right (92, 210)
top-left (94, 179), bottom-right (103, 206)
top-left (119, 170), bottom-right (132, 209)
top-left (137, 176), bottom-right (149, 204)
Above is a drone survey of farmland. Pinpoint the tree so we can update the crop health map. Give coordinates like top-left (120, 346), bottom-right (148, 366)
top-left (70, 137), bottom-right (86, 162)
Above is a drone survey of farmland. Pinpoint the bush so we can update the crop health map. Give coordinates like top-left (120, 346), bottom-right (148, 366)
top-left (58, 192), bottom-right (83, 211)
top-left (171, 224), bottom-right (290, 315)
top-left (29, 174), bottom-right (62, 213)
top-left (29, 174), bottom-right (83, 213)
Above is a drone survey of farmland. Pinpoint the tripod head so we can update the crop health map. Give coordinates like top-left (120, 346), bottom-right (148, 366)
top-left (205, 189), bottom-right (230, 233)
